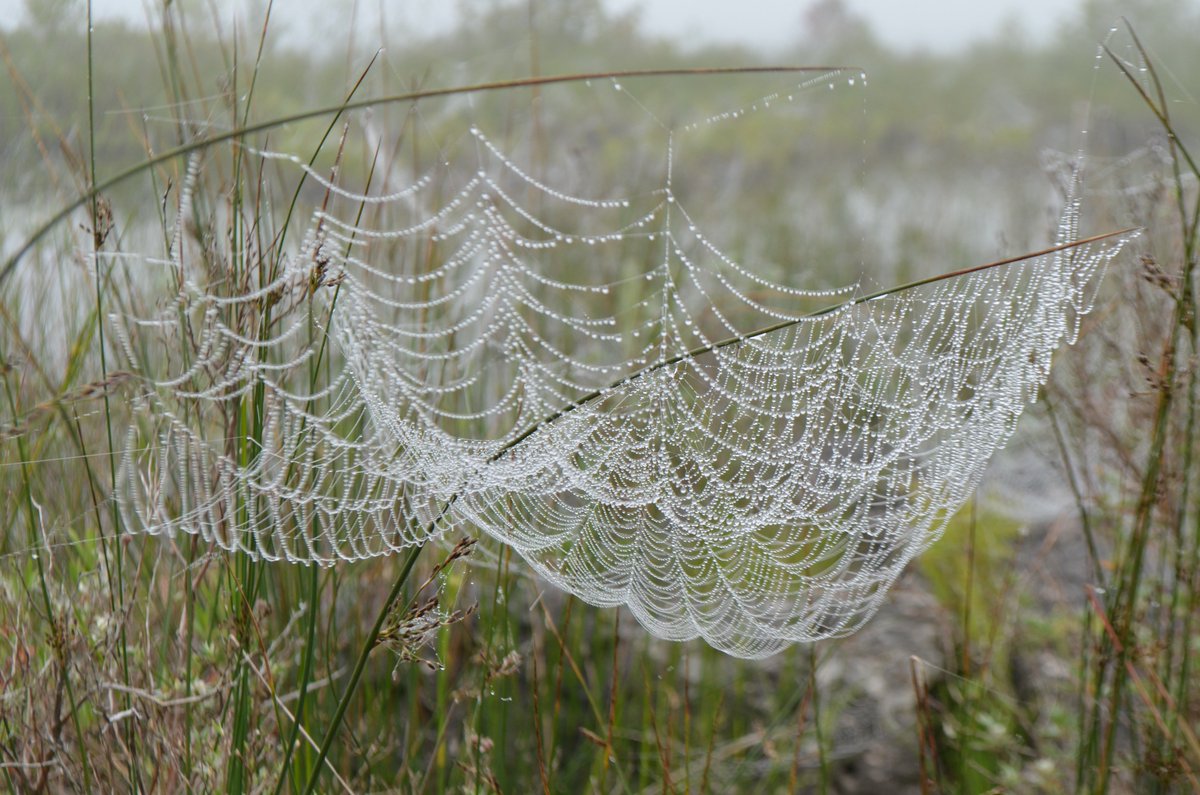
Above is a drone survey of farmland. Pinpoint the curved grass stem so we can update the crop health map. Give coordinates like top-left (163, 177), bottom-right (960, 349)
top-left (497, 227), bottom-right (1138, 461)
top-left (0, 65), bottom-right (856, 288)
top-left (300, 542), bottom-right (424, 795)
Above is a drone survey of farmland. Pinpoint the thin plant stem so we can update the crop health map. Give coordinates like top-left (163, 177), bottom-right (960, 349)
top-left (300, 542), bottom-right (424, 795)
top-left (1087, 28), bottom-right (1198, 794)
top-left (1041, 392), bottom-right (1107, 587)
top-left (86, 1), bottom-right (128, 789)
top-left (272, 561), bottom-right (320, 795)
top-left (809, 646), bottom-right (828, 794)
top-left (3, 373), bottom-right (94, 792)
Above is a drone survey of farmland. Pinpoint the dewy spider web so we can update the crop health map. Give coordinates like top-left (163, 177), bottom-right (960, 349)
top-left (109, 71), bottom-right (1134, 658)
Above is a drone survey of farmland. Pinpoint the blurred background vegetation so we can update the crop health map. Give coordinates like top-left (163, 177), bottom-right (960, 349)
top-left (1, 0), bottom-right (1199, 792)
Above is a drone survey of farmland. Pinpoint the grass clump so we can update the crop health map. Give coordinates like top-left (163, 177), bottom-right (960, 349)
top-left (1, 4), bottom-right (1199, 794)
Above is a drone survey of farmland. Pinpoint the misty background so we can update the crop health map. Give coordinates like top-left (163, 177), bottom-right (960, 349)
top-left (4, 0), bottom-right (1197, 286)
top-left (1, 0), bottom-right (1092, 52)
top-left (1, 2), bottom-right (1198, 793)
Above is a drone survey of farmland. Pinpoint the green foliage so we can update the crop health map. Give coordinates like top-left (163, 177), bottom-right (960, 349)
top-left (1, 2), bottom-right (1198, 793)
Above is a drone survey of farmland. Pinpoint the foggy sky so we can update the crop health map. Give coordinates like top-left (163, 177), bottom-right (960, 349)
top-left (609, 0), bottom-right (1081, 51)
top-left (0, 0), bottom-right (1093, 52)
